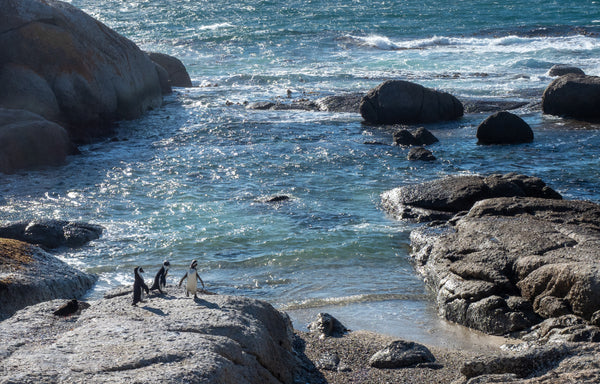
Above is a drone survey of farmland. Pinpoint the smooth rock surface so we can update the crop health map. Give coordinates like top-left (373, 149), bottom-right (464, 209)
top-left (381, 173), bottom-right (561, 222)
top-left (0, 219), bottom-right (104, 249)
top-left (0, 238), bottom-right (97, 320)
top-left (0, 108), bottom-right (73, 174)
top-left (542, 74), bottom-right (600, 120)
top-left (147, 52), bottom-right (193, 88)
top-left (0, 289), bottom-right (298, 383)
top-left (409, 197), bottom-right (600, 335)
top-left (359, 80), bottom-right (463, 124)
top-left (0, 0), bottom-right (163, 142)
top-left (476, 111), bottom-right (534, 145)
top-left (547, 64), bottom-right (585, 77)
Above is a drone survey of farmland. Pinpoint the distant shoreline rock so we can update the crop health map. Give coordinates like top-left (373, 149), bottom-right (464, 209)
top-left (0, 219), bottom-right (103, 249)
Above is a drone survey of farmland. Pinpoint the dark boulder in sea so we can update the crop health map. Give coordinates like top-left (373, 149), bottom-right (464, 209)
top-left (0, 219), bottom-right (104, 249)
top-left (394, 127), bottom-right (439, 146)
top-left (359, 80), bottom-right (463, 125)
top-left (0, 108), bottom-right (74, 174)
top-left (476, 111), bottom-right (534, 145)
top-left (147, 52), bottom-right (193, 88)
top-left (407, 147), bottom-right (436, 161)
top-left (542, 74), bottom-right (600, 120)
top-left (548, 64), bottom-right (585, 77)
top-left (0, 238), bottom-right (97, 320)
top-left (0, 0), bottom-right (163, 143)
top-left (381, 173), bottom-right (561, 222)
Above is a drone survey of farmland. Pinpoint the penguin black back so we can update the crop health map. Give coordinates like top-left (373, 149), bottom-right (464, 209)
top-left (150, 260), bottom-right (170, 293)
top-left (132, 266), bottom-right (149, 306)
top-left (53, 299), bottom-right (79, 317)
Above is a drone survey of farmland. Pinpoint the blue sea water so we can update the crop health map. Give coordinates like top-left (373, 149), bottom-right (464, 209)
top-left (2, 0), bottom-right (600, 348)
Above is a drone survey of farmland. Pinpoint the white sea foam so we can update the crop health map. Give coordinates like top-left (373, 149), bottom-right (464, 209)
top-left (198, 22), bottom-right (233, 31)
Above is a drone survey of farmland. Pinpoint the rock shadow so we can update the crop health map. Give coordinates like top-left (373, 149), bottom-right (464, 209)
top-left (292, 334), bottom-right (328, 384)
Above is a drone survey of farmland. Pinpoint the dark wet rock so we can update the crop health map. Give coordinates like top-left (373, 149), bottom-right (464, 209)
top-left (381, 173), bottom-right (561, 222)
top-left (409, 197), bottom-right (600, 335)
top-left (0, 108), bottom-right (73, 174)
top-left (359, 80), bottom-right (463, 125)
top-left (369, 340), bottom-right (435, 369)
top-left (462, 99), bottom-right (529, 114)
top-left (0, 219), bottom-right (103, 249)
top-left (548, 64), bottom-right (585, 77)
top-left (153, 61), bottom-right (172, 95)
top-left (0, 238), bottom-right (97, 320)
top-left (307, 313), bottom-right (349, 338)
top-left (476, 111), bottom-right (534, 145)
top-left (315, 93), bottom-right (363, 113)
top-left (393, 129), bottom-right (420, 146)
top-left (364, 140), bottom-right (389, 146)
top-left (0, 290), bottom-right (298, 383)
top-left (246, 93), bottom-right (362, 113)
top-left (542, 74), bottom-right (600, 120)
top-left (393, 127), bottom-right (439, 146)
top-left (407, 147), bottom-right (436, 161)
top-left (147, 52), bottom-right (193, 88)
top-left (1, 0), bottom-right (163, 142)
top-left (261, 195), bottom-right (291, 203)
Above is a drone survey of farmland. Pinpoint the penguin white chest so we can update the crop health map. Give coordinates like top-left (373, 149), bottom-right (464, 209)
top-left (186, 270), bottom-right (197, 294)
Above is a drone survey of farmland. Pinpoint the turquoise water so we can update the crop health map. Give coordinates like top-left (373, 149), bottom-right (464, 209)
top-left (2, 0), bottom-right (600, 346)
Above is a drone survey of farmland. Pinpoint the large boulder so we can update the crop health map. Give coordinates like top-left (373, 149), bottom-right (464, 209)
top-left (410, 197), bottom-right (600, 335)
top-left (0, 0), bottom-right (164, 142)
top-left (542, 74), bottom-right (600, 120)
top-left (476, 111), bottom-right (534, 145)
top-left (0, 219), bottom-right (104, 249)
top-left (359, 80), bottom-right (463, 124)
top-left (0, 108), bottom-right (73, 174)
top-left (147, 52), bottom-right (193, 88)
top-left (0, 290), bottom-right (298, 383)
top-left (381, 173), bottom-right (561, 222)
top-left (0, 238), bottom-right (97, 320)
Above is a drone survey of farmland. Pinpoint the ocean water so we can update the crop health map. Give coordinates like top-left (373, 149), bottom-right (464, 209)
top-left (2, 0), bottom-right (600, 348)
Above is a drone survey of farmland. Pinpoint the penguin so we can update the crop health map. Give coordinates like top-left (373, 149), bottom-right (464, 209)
top-left (132, 266), bottom-right (149, 306)
top-left (178, 259), bottom-right (205, 298)
top-left (150, 260), bottom-right (170, 294)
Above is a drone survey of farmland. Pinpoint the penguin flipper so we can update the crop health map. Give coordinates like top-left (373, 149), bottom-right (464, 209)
top-left (178, 273), bottom-right (187, 287)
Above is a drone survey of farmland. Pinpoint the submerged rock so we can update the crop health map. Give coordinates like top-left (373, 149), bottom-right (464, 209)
top-left (0, 238), bottom-right (97, 320)
top-left (542, 74), bottom-right (600, 120)
top-left (0, 219), bottom-right (104, 249)
top-left (0, 290), bottom-right (298, 383)
top-left (359, 80), bottom-right (463, 125)
top-left (476, 111), bottom-right (534, 145)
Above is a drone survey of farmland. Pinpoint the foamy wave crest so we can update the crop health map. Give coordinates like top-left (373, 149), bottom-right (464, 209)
top-left (198, 22), bottom-right (233, 31)
top-left (281, 293), bottom-right (429, 310)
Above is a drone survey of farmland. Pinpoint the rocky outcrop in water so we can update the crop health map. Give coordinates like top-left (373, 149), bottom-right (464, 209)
top-left (0, 108), bottom-right (75, 174)
top-left (476, 111), bottom-right (534, 145)
top-left (0, 238), bottom-right (97, 320)
top-left (147, 52), bottom-right (193, 88)
top-left (542, 74), bottom-right (600, 120)
top-left (407, 147), bottom-right (436, 161)
top-left (0, 289), bottom-right (298, 383)
top-left (359, 80), bottom-right (463, 125)
top-left (547, 64), bottom-right (585, 77)
top-left (0, 219), bottom-right (104, 249)
top-left (246, 93), bottom-right (363, 113)
top-left (381, 173), bottom-right (561, 222)
top-left (393, 127), bottom-right (439, 146)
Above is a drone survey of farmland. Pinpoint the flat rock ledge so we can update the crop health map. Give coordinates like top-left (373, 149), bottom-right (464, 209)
top-left (0, 289), bottom-right (298, 384)
top-left (0, 238), bottom-right (97, 320)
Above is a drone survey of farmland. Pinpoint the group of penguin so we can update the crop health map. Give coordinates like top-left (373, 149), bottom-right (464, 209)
top-left (132, 259), bottom-right (205, 306)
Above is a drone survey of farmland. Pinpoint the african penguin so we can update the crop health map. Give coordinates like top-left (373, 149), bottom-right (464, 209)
top-left (53, 299), bottom-right (79, 317)
top-left (132, 266), bottom-right (149, 306)
top-left (150, 260), bottom-right (170, 294)
top-left (178, 259), bottom-right (205, 298)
